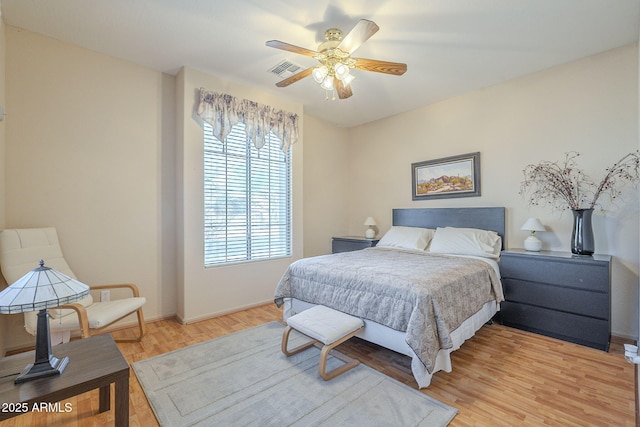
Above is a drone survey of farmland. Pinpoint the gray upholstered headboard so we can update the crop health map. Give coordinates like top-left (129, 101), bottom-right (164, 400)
top-left (392, 207), bottom-right (506, 249)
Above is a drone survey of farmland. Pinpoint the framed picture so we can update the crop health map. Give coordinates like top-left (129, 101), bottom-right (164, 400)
top-left (412, 152), bottom-right (481, 200)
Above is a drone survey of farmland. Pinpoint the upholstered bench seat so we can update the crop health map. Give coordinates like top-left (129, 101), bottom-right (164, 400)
top-left (282, 305), bottom-right (365, 380)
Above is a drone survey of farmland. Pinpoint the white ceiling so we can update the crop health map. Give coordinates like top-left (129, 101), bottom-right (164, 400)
top-left (2, 0), bottom-right (639, 128)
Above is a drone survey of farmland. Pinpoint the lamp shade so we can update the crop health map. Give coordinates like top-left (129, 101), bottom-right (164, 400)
top-left (320, 74), bottom-right (334, 90)
top-left (0, 260), bottom-right (90, 314)
top-left (0, 260), bottom-right (90, 384)
top-left (312, 65), bottom-right (328, 83)
top-left (341, 73), bottom-right (355, 87)
top-left (363, 217), bottom-right (377, 226)
top-left (334, 62), bottom-right (349, 79)
top-left (520, 218), bottom-right (545, 232)
top-left (520, 218), bottom-right (545, 252)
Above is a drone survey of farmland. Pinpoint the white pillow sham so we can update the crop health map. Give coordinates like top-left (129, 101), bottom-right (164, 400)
top-left (377, 226), bottom-right (435, 251)
top-left (428, 227), bottom-right (501, 259)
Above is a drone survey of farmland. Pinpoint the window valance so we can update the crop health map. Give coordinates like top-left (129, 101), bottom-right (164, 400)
top-left (196, 89), bottom-right (299, 152)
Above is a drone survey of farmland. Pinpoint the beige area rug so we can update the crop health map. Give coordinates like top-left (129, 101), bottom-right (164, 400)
top-left (132, 321), bottom-right (457, 426)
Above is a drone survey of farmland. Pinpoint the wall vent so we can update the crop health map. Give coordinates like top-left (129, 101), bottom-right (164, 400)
top-left (268, 60), bottom-right (304, 79)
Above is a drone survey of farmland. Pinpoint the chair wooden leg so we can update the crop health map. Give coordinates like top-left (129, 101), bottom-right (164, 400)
top-left (113, 308), bottom-right (146, 343)
top-left (281, 325), bottom-right (316, 356)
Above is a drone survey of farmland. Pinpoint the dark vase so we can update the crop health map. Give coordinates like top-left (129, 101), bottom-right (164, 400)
top-left (571, 208), bottom-right (594, 255)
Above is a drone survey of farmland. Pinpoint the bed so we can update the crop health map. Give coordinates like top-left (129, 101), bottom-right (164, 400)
top-left (274, 207), bottom-right (505, 388)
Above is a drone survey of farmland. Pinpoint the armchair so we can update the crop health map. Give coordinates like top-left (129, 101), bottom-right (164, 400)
top-left (0, 227), bottom-right (146, 343)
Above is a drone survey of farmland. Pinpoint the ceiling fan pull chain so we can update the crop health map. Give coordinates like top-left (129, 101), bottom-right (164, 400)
top-left (324, 89), bottom-right (337, 101)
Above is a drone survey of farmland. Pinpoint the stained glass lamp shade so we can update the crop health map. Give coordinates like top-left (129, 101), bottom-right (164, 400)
top-left (0, 260), bottom-right (90, 383)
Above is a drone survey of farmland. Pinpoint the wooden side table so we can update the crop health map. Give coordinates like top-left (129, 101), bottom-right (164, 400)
top-left (0, 334), bottom-right (129, 425)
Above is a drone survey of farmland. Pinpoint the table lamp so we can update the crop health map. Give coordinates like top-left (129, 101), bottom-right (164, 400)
top-left (520, 218), bottom-right (546, 252)
top-left (363, 217), bottom-right (377, 239)
top-left (0, 260), bottom-right (89, 384)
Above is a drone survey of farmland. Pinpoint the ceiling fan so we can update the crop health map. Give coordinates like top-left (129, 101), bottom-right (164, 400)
top-left (266, 19), bottom-right (407, 100)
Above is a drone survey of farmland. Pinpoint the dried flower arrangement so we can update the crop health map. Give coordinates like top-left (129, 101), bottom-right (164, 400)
top-left (520, 151), bottom-right (640, 211)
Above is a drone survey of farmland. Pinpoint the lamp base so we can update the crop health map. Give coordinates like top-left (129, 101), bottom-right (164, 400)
top-left (15, 308), bottom-right (69, 384)
top-left (365, 227), bottom-right (375, 239)
top-left (524, 235), bottom-right (542, 252)
top-left (15, 355), bottom-right (69, 384)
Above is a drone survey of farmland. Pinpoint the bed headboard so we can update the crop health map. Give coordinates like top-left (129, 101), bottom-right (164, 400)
top-left (392, 207), bottom-right (506, 249)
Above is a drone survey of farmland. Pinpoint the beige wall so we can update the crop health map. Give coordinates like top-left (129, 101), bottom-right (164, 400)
top-left (175, 67), bottom-right (304, 323)
top-left (0, 23), bottom-right (637, 351)
top-left (3, 27), bottom-right (177, 350)
top-left (302, 115), bottom-right (350, 257)
top-left (347, 44), bottom-right (639, 338)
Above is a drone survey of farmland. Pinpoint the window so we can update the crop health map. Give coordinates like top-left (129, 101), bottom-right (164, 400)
top-left (204, 121), bottom-right (292, 266)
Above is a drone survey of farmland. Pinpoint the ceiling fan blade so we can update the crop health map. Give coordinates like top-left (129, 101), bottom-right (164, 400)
top-left (334, 78), bottom-right (353, 99)
top-left (353, 58), bottom-right (407, 75)
top-left (265, 40), bottom-right (318, 57)
top-left (275, 68), bottom-right (313, 87)
top-left (337, 19), bottom-right (379, 54)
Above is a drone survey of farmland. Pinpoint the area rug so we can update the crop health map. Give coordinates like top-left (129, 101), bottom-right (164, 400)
top-left (132, 321), bottom-right (457, 426)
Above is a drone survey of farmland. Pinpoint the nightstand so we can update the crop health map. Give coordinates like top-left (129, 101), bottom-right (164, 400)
top-left (499, 249), bottom-right (611, 351)
top-left (332, 236), bottom-right (379, 253)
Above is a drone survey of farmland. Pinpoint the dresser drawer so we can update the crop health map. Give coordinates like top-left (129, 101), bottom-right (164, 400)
top-left (500, 256), bottom-right (608, 292)
top-left (500, 301), bottom-right (609, 350)
top-left (331, 237), bottom-right (378, 253)
top-left (502, 278), bottom-right (609, 319)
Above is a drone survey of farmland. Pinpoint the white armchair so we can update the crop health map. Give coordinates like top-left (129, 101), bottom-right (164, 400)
top-left (0, 227), bottom-right (146, 343)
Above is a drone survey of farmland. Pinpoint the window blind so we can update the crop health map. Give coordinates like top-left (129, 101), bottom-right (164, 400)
top-left (204, 122), bottom-right (292, 266)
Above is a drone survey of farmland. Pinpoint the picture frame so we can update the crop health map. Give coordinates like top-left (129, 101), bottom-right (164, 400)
top-left (412, 152), bottom-right (481, 200)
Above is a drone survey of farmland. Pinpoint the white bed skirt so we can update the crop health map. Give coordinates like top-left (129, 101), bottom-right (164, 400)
top-left (283, 298), bottom-right (498, 388)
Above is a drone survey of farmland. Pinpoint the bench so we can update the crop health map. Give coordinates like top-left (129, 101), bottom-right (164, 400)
top-left (281, 305), bottom-right (365, 380)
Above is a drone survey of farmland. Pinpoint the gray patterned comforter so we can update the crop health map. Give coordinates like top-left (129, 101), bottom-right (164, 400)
top-left (274, 247), bottom-right (503, 373)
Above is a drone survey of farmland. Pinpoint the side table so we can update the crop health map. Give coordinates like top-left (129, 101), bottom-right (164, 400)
top-left (332, 236), bottom-right (379, 253)
top-left (0, 334), bottom-right (129, 425)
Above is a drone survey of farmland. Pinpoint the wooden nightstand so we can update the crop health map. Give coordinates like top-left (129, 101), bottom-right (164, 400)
top-left (499, 249), bottom-right (611, 351)
top-left (331, 236), bottom-right (379, 253)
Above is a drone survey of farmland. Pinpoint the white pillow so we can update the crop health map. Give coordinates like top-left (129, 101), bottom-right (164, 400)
top-left (377, 226), bottom-right (435, 251)
top-left (429, 227), bottom-right (501, 259)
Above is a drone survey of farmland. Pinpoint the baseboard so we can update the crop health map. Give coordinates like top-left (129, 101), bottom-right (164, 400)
top-left (175, 300), bottom-right (275, 325)
top-left (612, 330), bottom-right (639, 341)
top-left (3, 313), bottom-right (177, 356)
top-left (3, 304), bottom-right (280, 356)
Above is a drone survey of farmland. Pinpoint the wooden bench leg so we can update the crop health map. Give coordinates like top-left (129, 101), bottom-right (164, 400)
top-left (318, 326), bottom-right (364, 380)
top-left (283, 324), bottom-right (365, 381)
top-left (281, 325), bottom-right (316, 356)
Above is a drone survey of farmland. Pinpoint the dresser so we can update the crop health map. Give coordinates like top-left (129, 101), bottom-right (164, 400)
top-left (499, 249), bottom-right (611, 351)
top-left (331, 236), bottom-right (379, 253)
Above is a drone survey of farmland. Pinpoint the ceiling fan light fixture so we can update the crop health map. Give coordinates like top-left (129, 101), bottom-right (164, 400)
top-left (266, 19), bottom-right (406, 101)
top-left (312, 65), bottom-right (328, 83)
top-left (334, 62), bottom-right (349, 79)
top-left (320, 75), bottom-right (334, 91)
top-left (341, 73), bottom-right (355, 87)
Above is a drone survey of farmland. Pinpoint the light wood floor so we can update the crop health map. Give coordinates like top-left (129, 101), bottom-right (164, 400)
top-left (1, 303), bottom-right (635, 426)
